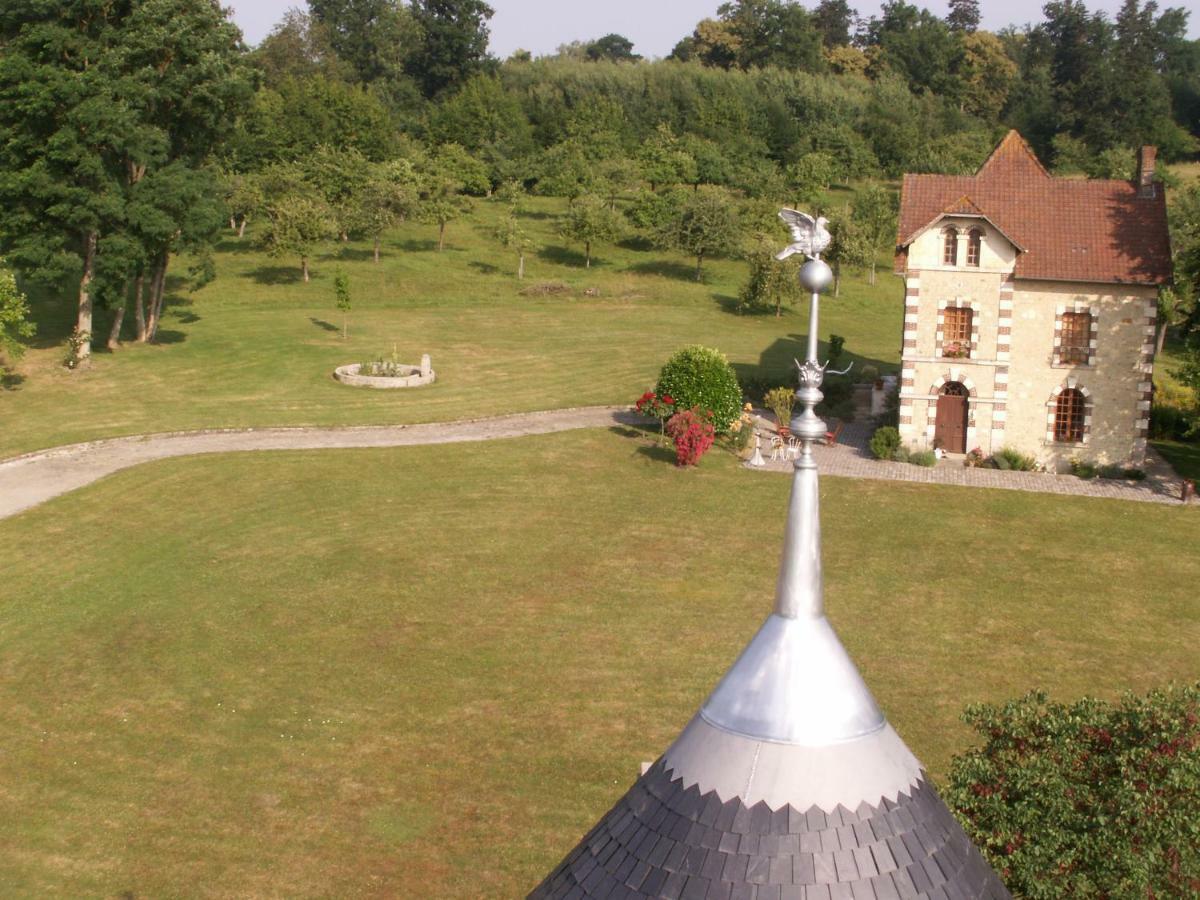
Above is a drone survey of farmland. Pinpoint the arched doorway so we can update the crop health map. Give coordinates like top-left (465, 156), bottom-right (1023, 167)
top-left (934, 382), bottom-right (969, 453)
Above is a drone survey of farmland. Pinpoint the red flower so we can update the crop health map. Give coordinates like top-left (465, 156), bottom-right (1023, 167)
top-left (662, 395), bottom-right (673, 405)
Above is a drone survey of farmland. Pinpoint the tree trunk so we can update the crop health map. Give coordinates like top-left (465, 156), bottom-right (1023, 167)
top-left (302, 256), bottom-right (310, 282)
top-left (146, 252), bottom-right (168, 342)
top-left (869, 260), bottom-right (876, 286)
top-left (438, 222), bottom-right (446, 251)
top-left (1156, 321), bottom-right (1168, 354)
top-left (341, 231), bottom-right (349, 242)
top-left (230, 215), bottom-right (237, 231)
top-left (76, 231), bottom-right (98, 360)
top-left (107, 303), bottom-right (126, 350)
top-left (373, 236), bottom-right (380, 263)
top-left (238, 216), bottom-right (248, 239)
top-left (343, 313), bottom-right (347, 340)
top-left (585, 241), bottom-right (591, 268)
top-left (134, 274), bottom-right (147, 342)
top-left (518, 252), bottom-right (525, 280)
top-left (695, 254), bottom-right (704, 282)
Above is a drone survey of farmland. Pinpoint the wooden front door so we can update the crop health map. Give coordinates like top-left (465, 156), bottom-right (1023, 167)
top-left (934, 384), bottom-right (969, 453)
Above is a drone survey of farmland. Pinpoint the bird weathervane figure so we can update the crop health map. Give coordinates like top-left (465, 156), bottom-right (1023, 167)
top-left (775, 209), bottom-right (831, 261)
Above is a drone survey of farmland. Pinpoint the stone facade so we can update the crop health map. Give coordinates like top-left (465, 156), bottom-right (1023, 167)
top-left (897, 220), bottom-right (1157, 469)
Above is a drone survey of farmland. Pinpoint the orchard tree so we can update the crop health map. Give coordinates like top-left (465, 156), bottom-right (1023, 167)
top-left (334, 269), bottom-right (351, 338)
top-left (261, 193), bottom-right (337, 281)
top-left (559, 195), bottom-right (623, 268)
top-left (737, 239), bottom-right (801, 316)
top-left (661, 186), bottom-right (741, 281)
top-left (494, 182), bottom-right (534, 279)
top-left (303, 145), bottom-right (371, 240)
top-left (850, 184), bottom-right (898, 285)
top-left (418, 178), bottom-right (473, 251)
top-left (638, 125), bottom-right (698, 192)
top-left (0, 261), bottom-right (35, 364)
top-left (787, 152), bottom-right (838, 210)
top-left (354, 160), bottom-right (419, 262)
top-left (824, 215), bottom-right (873, 296)
top-left (222, 171), bottom-right (264, 239)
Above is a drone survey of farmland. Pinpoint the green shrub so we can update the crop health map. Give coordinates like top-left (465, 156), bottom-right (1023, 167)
top-left (656, 345), bottom-right (743, 433)
top-left (910, 450), bottom-right (937, 467)
top-left (1097, 464), bottom-right (1146, 481)
top-left (1070, 457), bottom-right (1099, 479)
top-left (992, 447), bottom-right (1037, 471)
top-left (764, 386), bottom-right (795, 430)
top-left (869, 425), bottom-right (901, 461)
top-left (946, 685), bottom-right (1200, 899)
top-left (859, 364), bottom-right (880, 384)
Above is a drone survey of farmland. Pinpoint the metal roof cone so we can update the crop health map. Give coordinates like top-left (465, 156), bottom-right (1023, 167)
top-left (531, 238), bottom-right (1010, 899)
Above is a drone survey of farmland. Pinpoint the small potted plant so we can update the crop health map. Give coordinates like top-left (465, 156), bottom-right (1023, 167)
top-left (765, 386), bottom-right (796, 439)
top-left (943, 340), bottom-right (970, 359)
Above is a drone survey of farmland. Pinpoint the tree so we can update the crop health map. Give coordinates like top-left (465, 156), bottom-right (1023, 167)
top-left (850, 185), bottom-right (898, 285)
top-left (0, 261), bottom-right (35, 364)
top-left (587, 34), bottom-right (641, 62)
top-left (954, 31), bottom-right (1018, 118)
top-left (813, 0), bottom-right (857, 48)
top-left (946, 0), bottom-right (980, 33)
top-left (334, 269), bottom-right (351, 338)
top-left (638, 125), bottom-right (698, 192)
top-left (406, 0), bottom-right (495, 98)
top-left (824, 214), bottom-right (873, 296)
top-left (353, 160), bottom-right (419, 262)
top-left (559, 195), bottom-right (623, 268)
top-left (418, 177), bottom-right (473, 251)
top-left (786, 153), bottom-right (838, 210)
top-left (738, 238), bottom-right (802, 315)
top-left (308, 0), bottom-right (418, 85)
top-left (494, 184), bottom-right (534, 279)
top-left (221, 171), bottom-right (264, 240)
top-left (303, 145), bottom-right (371, 240)
top-left (946, 685), bottom-right (1200, 898)
top-left (0, 0), bottom-right (251, 361)
top-left (251, 9), bottom-right (351, 87)
top-left (660, 186), bottom-right (741, 281)
top-left (260, 193), bottom-right (337, 281)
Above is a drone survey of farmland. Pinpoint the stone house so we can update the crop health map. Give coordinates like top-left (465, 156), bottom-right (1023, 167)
top-left (893, 131), bottom-right (1172, 470)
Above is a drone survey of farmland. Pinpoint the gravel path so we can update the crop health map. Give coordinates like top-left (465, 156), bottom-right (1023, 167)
top-left (749, 416), bottom-right (1193, 507)
top-left (1, 407), bottom-right (1192, 521)
top-left (0, 407), bottom-right (644, 521)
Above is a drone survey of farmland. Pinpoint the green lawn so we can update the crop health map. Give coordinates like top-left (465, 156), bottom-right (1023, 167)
top-left (1, 428), bottom-right (1196, 897)
top-left (1, 196), bottom-right (902, 459)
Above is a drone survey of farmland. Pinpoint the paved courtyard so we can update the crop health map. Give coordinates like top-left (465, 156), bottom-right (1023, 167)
top-left (749, 415), bottom-right (1192, 507)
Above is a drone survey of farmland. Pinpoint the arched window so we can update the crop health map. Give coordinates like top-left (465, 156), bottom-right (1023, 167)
top-left (966, 229), bottom-right (982, 266)
top-left (942, 227), bottom-right (958, 266)
top-left (1054, 389), bottom-right (1086, 443)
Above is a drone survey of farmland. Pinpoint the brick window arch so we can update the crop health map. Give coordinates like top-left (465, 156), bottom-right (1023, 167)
top-left (966, 229), bottom-right (982, 267)
top-left (942, 227), bottom-right (958, 266)
top-left (1047, 381), bottom-right (1092, 445)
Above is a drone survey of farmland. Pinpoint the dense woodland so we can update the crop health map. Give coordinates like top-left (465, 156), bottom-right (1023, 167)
top-left (1, 0), bottom-right (1200, 364)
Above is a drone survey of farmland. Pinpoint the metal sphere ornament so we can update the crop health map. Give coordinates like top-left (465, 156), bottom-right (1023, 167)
top-left (799, 258), bottom-right (834, 294)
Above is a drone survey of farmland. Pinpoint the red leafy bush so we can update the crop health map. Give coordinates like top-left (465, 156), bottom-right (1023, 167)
top-left (665, 406), bottom-right (715, 467)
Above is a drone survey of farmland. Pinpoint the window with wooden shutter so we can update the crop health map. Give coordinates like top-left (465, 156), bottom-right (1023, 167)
top-left (1060, 311), bottom-right (1091, 365)
top-left (942, 307), bottom-right (972, 358)
top-left (942, 228), bottom-right (958, 266)
top-left (1054, 389), bottom-right (1086, 442)
top-left (966, 229), bottom-right (982, 266)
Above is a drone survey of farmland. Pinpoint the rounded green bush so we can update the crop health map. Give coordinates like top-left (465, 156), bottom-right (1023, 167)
top-left (869, 425), bottom-right (901, 461)
top-left (655, 345), bottom-right (742, 433)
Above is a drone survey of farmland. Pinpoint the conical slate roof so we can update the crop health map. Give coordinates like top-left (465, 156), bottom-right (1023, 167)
top-left (531, 294), bottom-right (1010, 898)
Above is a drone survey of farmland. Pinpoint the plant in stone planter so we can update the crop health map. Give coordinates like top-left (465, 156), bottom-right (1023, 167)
top-left (765, 387), bottom-right (796, 438)
top-left (943, 340), bottom-right (970, 359)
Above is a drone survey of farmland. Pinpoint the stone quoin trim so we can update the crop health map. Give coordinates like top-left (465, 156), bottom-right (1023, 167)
top-left (1046, 378), bottom-right (1093, 445)
top-left (1135, 298), bottom-right (1157, 453)
top-left (991, 366), bottom-right (1009, 440)
top-left (936, 297), bottom-right (979, 360)
top-left (1053, 302), bottom-right (1099, 367)
top-left (996, 278), bottom-right (1014, 362)
top-left (898, 276), bottom-right (920, 435)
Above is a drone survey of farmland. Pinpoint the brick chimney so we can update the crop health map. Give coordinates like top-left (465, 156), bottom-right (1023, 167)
top-left (1136, 145), bottom-right (1157, 198)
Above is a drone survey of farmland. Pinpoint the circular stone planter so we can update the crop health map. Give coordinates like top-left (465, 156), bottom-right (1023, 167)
top-left (334, 359), bottom-right (436, 389)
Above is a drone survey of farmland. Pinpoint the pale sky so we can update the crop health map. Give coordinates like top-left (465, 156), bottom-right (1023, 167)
top-left (227, 1), bottom-right (1199, 56)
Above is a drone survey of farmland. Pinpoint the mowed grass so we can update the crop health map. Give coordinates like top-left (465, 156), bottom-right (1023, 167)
top-left (1, 195), bottom-right (901, 459)
top-left (0, 428), bottom-right (1196, 897)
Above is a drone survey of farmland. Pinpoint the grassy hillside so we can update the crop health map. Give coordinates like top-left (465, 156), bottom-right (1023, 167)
top-left (2, 196), bottom-right (901, 459)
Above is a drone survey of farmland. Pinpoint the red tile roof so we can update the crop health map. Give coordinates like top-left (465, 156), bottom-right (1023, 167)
top-left (895, 131), bottom-right (1172, 286)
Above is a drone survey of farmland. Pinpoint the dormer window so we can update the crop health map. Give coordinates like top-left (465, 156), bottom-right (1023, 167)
top-left (966, 229), bottom-right (982, 266)
top-left (942, 227), bottom-right (958, 266)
